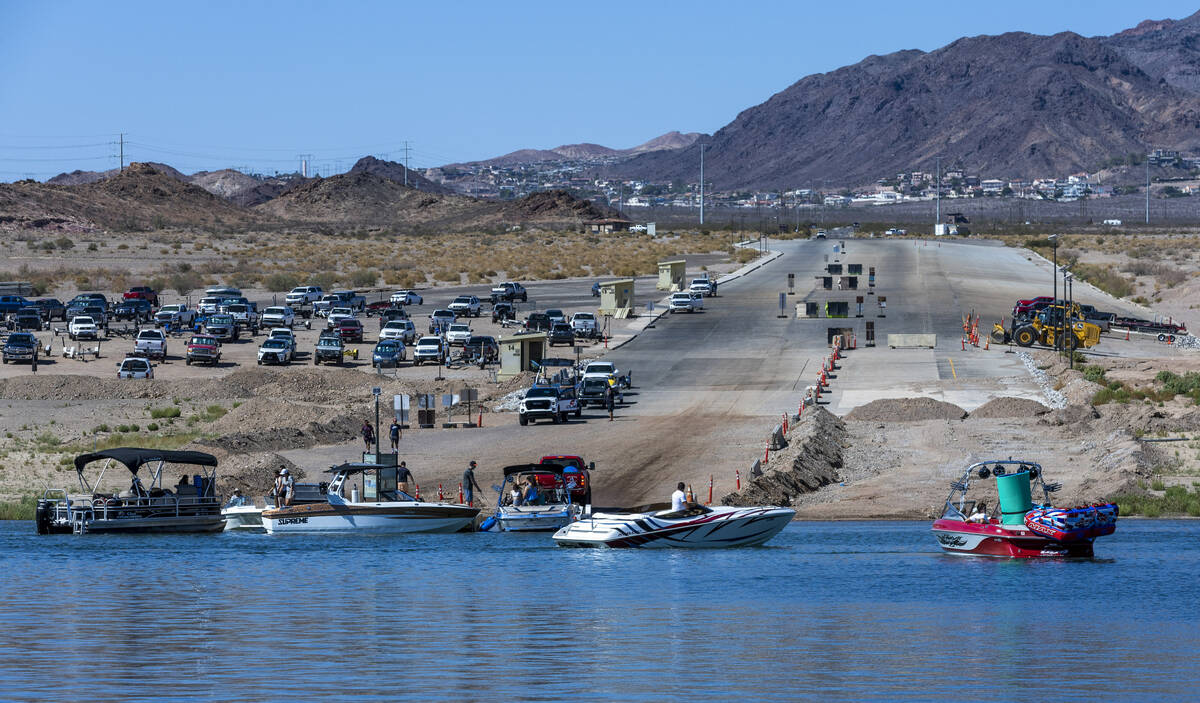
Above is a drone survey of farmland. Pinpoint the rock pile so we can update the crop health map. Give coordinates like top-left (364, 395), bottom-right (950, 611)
top-left (968, 396), bottom-right (1050, 419)
top-left (720, 406), bottom-right (844, 507)
top-left (844, 397), bottom-right (967, 422)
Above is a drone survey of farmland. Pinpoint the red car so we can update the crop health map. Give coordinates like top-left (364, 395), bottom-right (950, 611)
top-left (337, 317), bottom-right (364, 343)
top-left (1012, 296), bottom-right (1056, 318)
top-left (123, 286), bottom-right (159, 306)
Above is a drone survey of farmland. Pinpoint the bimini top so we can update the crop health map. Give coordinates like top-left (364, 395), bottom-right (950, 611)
top-left (325, 462), bottom-right (397, 475)
top-left (502, 463), bottom-right (564, 477)
top-left (74, 447), bottom-right (219, 475)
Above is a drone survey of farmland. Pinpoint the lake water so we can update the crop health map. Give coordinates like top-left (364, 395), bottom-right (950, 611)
top-left (1, 520), bottom-right (1196, 701)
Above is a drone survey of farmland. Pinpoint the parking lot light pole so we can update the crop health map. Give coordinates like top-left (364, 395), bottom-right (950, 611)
top-left (372, 387), bottom-right (381, 457)
top-left (1048, 234), bottom-right (1059, 353)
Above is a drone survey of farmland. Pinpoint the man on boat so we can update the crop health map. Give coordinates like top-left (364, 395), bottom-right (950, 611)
top-left (226, 489), bottom-right (246, 508)
top-left (280, 468), bottom-right (294, 507)
top-left (968, 502), bottom-right (989, 523)
top-left (272, 470), bottom-right (284, 508)
top-left (463, 460), bottom-right (483, 507)
top-left (671, 482), bottom-right (687, 512)
top-left (397, 461), bottom-right (413, 497)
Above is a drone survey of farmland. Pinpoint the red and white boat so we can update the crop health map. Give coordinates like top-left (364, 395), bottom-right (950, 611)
top-left (931, 459), bottom-right (1117, 558)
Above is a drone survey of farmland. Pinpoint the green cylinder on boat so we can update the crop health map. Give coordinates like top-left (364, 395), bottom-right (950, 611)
top-left (996, 471), bottom-right (1032, 525)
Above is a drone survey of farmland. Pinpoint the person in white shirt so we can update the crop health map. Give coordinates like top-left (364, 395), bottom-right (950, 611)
top-left (671, 482), bottom-right (687, 512)
top-left (280, 468), bottom-right (295, 507)
top-left (968, 502), bottom-right (989, 523)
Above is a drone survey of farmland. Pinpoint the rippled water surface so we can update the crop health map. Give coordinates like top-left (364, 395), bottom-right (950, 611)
top-left (1, 520), bottom-right (1196, 701)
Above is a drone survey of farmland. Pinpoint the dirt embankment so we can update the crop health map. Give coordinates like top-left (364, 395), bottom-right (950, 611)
top-left (721, 406), bottom-right (845, 507)
top-left (968, 396), bottom-right (1050, 419)
top-left (844, 397), bottom-right (967, 422)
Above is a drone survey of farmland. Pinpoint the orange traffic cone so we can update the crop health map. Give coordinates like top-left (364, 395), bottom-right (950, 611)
top-left (438, 483), bottom-right (444, 501)
top-left (458, 482), bottom-right (464, 504)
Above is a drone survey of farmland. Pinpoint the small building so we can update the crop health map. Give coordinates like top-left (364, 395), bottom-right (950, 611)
top-left (586, 218), bottom-right (633, 234)
top-left (496, 331), bottom-right (548, 381)
top-left (597, 278), bottom-right (635, 318)
top-left (657, 260), bottom-right (687, 291)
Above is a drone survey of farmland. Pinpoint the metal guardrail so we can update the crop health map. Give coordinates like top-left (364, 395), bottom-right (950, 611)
top-left (0, 281), bottom-right (33, 296)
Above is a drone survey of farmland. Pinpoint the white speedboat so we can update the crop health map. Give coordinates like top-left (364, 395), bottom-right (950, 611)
top-left (552, 503), bottom-right (794, 548)
top-left (261, 462), bottom-right (478, 534)
top-left (486, 464), bottom-right (585, 532)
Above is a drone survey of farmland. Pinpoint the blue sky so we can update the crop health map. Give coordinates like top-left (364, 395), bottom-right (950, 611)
top-left (1, 0), bottom-right (1195, 181)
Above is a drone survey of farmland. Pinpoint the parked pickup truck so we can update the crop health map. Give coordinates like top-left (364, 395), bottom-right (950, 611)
top-left (205, 313), bottom-right (239, 341)
top-left (582, 361), bottom-right (631, 389)
top-left (260, 306), bottom-right (295, 328)
top-left (285, 285), bottom-right (324, 306)
top-left (689, 277), bottom-right (716, 297)
top-left (2, 332), bottom-right (39, 365)
top-left (0, 295), bottom-right (31, 315)
top-left (68, 316), bottom-right (100, 341)
top-left (31, 298), bottom-right (66, 322)
top-left (519, 385), bottom-right (580, 425)
top-left (570, 312), bottom-right (597, 338)
top-left (155, 304), bottom-right (195, 328)
top-left (577, 376), bottom-right (613, 408)
top-left (112, 298), bottom-right (154, 322)
top-left (123, 286), bottom-right (159, 306)
top-left (490, 282), bottom-right (528, 303)
top-left (326, 290), bottom-right (366, 311)
top-left (186, 335), bottom-right (221, 366)
top-left (134, 329), bottom-right (168, 360)
top-left (448, 295), bottom-right (482, 317)
top-left (9, 308), bottom-right (43, 332)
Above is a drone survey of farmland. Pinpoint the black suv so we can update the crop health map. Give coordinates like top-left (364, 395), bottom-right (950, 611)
top-left (113, 298), bottom-right (154, 322)
top-left (548, 322), bottom-right (575, 347)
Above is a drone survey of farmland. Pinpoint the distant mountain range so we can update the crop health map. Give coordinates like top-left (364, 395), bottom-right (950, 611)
top-left (614, 12), bottom-right (1200, 189)
top-left (445, 131), bottom-right (703, 168)
top-left (2, 160), bottom-right (619, 233)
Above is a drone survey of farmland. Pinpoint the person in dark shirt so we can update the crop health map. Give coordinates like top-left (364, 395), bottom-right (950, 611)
top-left (397, 461), bottom-right (413, 497)
top-left (462, 460), bottom-right (483, 506)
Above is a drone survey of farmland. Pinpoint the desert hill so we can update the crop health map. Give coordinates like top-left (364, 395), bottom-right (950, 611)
top-left (616, 16), bottom-right (1200, 188)
top-left (0, 162), bottom-right (264, 232)
top-left (449, 130), bottom-right (702, 168)
top-left (346, 156), bottom-right (453, 194)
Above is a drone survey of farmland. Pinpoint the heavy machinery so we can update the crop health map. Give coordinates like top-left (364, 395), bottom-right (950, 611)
top-left (992, 304), bottom-right (1102, 349)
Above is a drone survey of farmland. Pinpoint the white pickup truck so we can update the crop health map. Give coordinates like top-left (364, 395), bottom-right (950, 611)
top-left (134, 329), bottom-right (168, 360)
top-left (518, 385), bottom-right (580, 425)
top-left (689, 277), bottom-right (716, 297)
top-left (285, 285), bottom-right (323, 306)
top-left (261, 306), bottom-right (295, 328)
top-left (155, 304), bottom-right (195, 328)
top-left (570, 312), bottom-right (597, 338)
top-left (68, 316), bottom-right (100, 341)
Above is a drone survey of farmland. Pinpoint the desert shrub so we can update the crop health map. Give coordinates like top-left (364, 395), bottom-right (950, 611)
top-left (349, 269), bottom-right (379, 288)
top-left (150, 407), bottom-right (181, 419)
top-left (307, 271), bottom-right (337, 290)
top-left (167, 271), bottom-right (203, 296)
top-left (1072, 263), bottom-right (1134, 299)
top-left (264, 272), bottom-right (300, 292)
top-left (1083, 365), bottom-right (1107, 384)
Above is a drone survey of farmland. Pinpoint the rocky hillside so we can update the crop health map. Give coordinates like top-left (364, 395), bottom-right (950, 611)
top-left (346, 156), bottom-right (453, 194)
top-left (0, 162), bottom-right (264, 232)
top-left (450, 131), bottom-right (703, 168)
top-left (617, 15), bottom-right (1200, 188)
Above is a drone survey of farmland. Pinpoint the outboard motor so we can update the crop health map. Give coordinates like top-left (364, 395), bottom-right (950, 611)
top-left (35, 499), bottom-right (52, 535)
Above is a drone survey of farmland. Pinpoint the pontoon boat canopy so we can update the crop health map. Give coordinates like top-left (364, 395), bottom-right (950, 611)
top-left (74, 448), bottom-right (219, 475)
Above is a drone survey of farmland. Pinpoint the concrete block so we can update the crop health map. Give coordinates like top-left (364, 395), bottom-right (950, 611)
top-left (887, 334), bottom-right (936, 348)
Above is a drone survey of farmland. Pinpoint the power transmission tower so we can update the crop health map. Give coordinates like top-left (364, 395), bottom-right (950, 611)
top-left (403, 141), bottom-right (411, 186)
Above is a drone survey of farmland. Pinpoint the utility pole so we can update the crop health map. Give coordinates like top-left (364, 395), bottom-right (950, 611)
top-left (935, 156), bottom-right (940, 233)
top-left (1145, 160), bottom-right (1150, 225)
top-left (119, 133), bottom-right (125, 172)
top-left (403, 141), bottom-right (411, 187)
top-left (699, 143), bottom-right (705, 226)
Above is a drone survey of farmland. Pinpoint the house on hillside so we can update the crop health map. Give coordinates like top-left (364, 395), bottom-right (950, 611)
top-left (586, 218), bottom-right (633, 234)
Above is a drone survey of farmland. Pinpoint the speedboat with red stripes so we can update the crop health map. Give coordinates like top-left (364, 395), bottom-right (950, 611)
top-left (931, 459), bottom-right (1117, 558)
top-left (552, 503), bottom-right (794, 548)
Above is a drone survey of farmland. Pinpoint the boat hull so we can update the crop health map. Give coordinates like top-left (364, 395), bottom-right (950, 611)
top-left (553, 506), bottom-right (794, 548)
top-left (85, 515), bottom-right (226, 534)
top-left (496, 505), bottom-right (572, 532)
top-left (932, 519), bottom-right (1095, 558)
top-left (222, 506), bottom-right (265, 531)
top-left (262, 502), bottom-right (477, 534)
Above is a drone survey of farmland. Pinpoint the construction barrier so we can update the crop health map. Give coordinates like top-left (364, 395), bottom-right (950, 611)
top-left (887, 334), bottom-right (937, 348)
